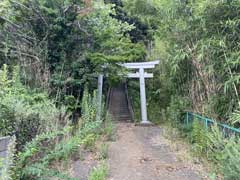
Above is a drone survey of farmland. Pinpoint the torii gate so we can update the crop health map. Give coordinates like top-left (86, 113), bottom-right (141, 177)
top-left (97, 60), bottom-right (159, 124)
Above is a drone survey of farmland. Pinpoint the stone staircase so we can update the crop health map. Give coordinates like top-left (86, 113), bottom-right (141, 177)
top-left (108, 85), bottom-right (132, 122)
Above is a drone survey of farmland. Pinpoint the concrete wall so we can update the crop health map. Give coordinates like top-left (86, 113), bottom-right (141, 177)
top-left (0, 136), bottom-right (12, 176)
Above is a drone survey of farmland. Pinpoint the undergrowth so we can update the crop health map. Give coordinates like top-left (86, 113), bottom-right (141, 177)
top-left (103, 113), bottom-right (116, 141)
top-left (162, 95), bottom-right (240, 179)
top-left (88, 162), bottom-right (108, 180)
top-left (98, 143), bottom-right (109, 160)
top-left (0, 65), bottom-right (68, 150)
top-left (169, 114), bottom-right (240, 179)
top-left (11, 88), bottom-right (108, 180)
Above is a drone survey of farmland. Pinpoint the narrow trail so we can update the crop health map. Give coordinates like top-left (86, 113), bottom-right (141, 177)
top-left (108, 122), bottom-right (204, 180)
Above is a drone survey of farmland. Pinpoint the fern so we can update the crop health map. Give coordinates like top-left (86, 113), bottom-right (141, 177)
top-left (207, 124), bottom-right (225, 161)
top-left (229, 109), bottom-right (240, 125)
top-left (16, 88), bottom-right (105, 179)
top-left (191, 119), bottom-right (209, 155)
top-left (221, 137), bottom-right (240, 180)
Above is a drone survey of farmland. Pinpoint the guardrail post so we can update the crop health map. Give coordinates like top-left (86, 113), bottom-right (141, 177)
top-left (223, 127), bottom-right (226, 137)
top-left (205, 119), bottom-right (208, 129)
top-left (186, 112), bottom-right (189, 126)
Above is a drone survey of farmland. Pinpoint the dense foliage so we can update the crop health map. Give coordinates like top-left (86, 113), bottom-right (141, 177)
top-left (158, 0), bottom-right (240, 122)
top-left (15, 88), bottom-right (106, 179)
top-left (125, 0), bottom-right (240, 124)
top-left (183, 121), bottom-right (240, 180)
top-left (0, 0), bottom-right (146, 113)
top-left (0, 65), bottom-right (68, 150)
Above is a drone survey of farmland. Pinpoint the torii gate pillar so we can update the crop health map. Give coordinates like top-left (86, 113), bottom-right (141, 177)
top-left (139, 68), bottom-right (148, 123)
top-left (122, 60), bottom-right (159, 124)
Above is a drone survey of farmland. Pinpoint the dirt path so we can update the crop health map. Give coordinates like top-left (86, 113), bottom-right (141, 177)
top-left (108, 122), bottom-right (205, 180)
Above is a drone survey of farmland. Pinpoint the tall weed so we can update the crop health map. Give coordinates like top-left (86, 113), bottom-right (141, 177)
top-left (187, 122), bottom-right (240, 179)
top-left (0, 64), bottom-right (68, 150)
top-left (15, 88), bottom-right (104, 179)
top-left (190, 119), bottom-right (208, 155)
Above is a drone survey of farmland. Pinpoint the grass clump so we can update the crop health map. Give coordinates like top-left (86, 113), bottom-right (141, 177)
top-left (98, 143), bottom-right (109, 160)
top-left (82, 133), bottom-right (97, 151)
top-left (103, 113), bottom-right (116, 141)
top-left (89, 162), bottom-right (108, 180)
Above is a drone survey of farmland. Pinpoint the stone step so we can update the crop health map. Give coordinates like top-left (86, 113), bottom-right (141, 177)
top-left (110, 109), bottom-right (129, 112)
top-left (110, 110), bottom-right (129, 113)
top-left (108, 85), bottom-right (132, 122)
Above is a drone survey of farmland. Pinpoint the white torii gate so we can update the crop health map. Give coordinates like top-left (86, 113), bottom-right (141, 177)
top-left (97, 60), bottom-right (159, 124)
top-left (122, 60), bottom-right (159, 124)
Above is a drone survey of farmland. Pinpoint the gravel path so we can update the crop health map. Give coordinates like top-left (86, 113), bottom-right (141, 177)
top-left (108, 122), bottom-right (204, 180)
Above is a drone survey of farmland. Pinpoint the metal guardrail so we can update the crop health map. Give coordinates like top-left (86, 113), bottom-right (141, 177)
top-left (185, 112), bottom-right (240, 136)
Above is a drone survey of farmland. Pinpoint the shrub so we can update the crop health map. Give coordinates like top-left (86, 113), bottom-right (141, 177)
top-left (15, 88), bottom-right (104, 179)
top-left (206, 124), bottom-right (225, 161)
top-left (166, 95), bottom-right (190, 127)
top-left (220, 137), bottom-right (240, 180)
top-left (0, 65), bottom-right (68, 150)
top-left (192, 123), bottom-right (240, 179)
top-left (81, 88), bottom-right (98, 124)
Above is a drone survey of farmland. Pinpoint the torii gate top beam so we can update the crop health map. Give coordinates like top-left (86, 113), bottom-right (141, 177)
top-left (121, 60), bottom-right (160, 69)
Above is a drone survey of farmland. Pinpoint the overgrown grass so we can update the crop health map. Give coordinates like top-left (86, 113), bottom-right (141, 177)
top-left (103, 113), bottom-right (116, 141)
top-left (98, 143), bottom-right (109, 160)
top-left (180, 121), bottom-right (240, 180)
top-left (88, 162), bottom-right (108, 180)
top-left (82, 133), bottom-right (97, 151)
top-left (11, 88), bottom-right (107, 180)
top-left (162, 96), bottom-right (240, 179)
top-left (0, 65), bottom-right (68, 150)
